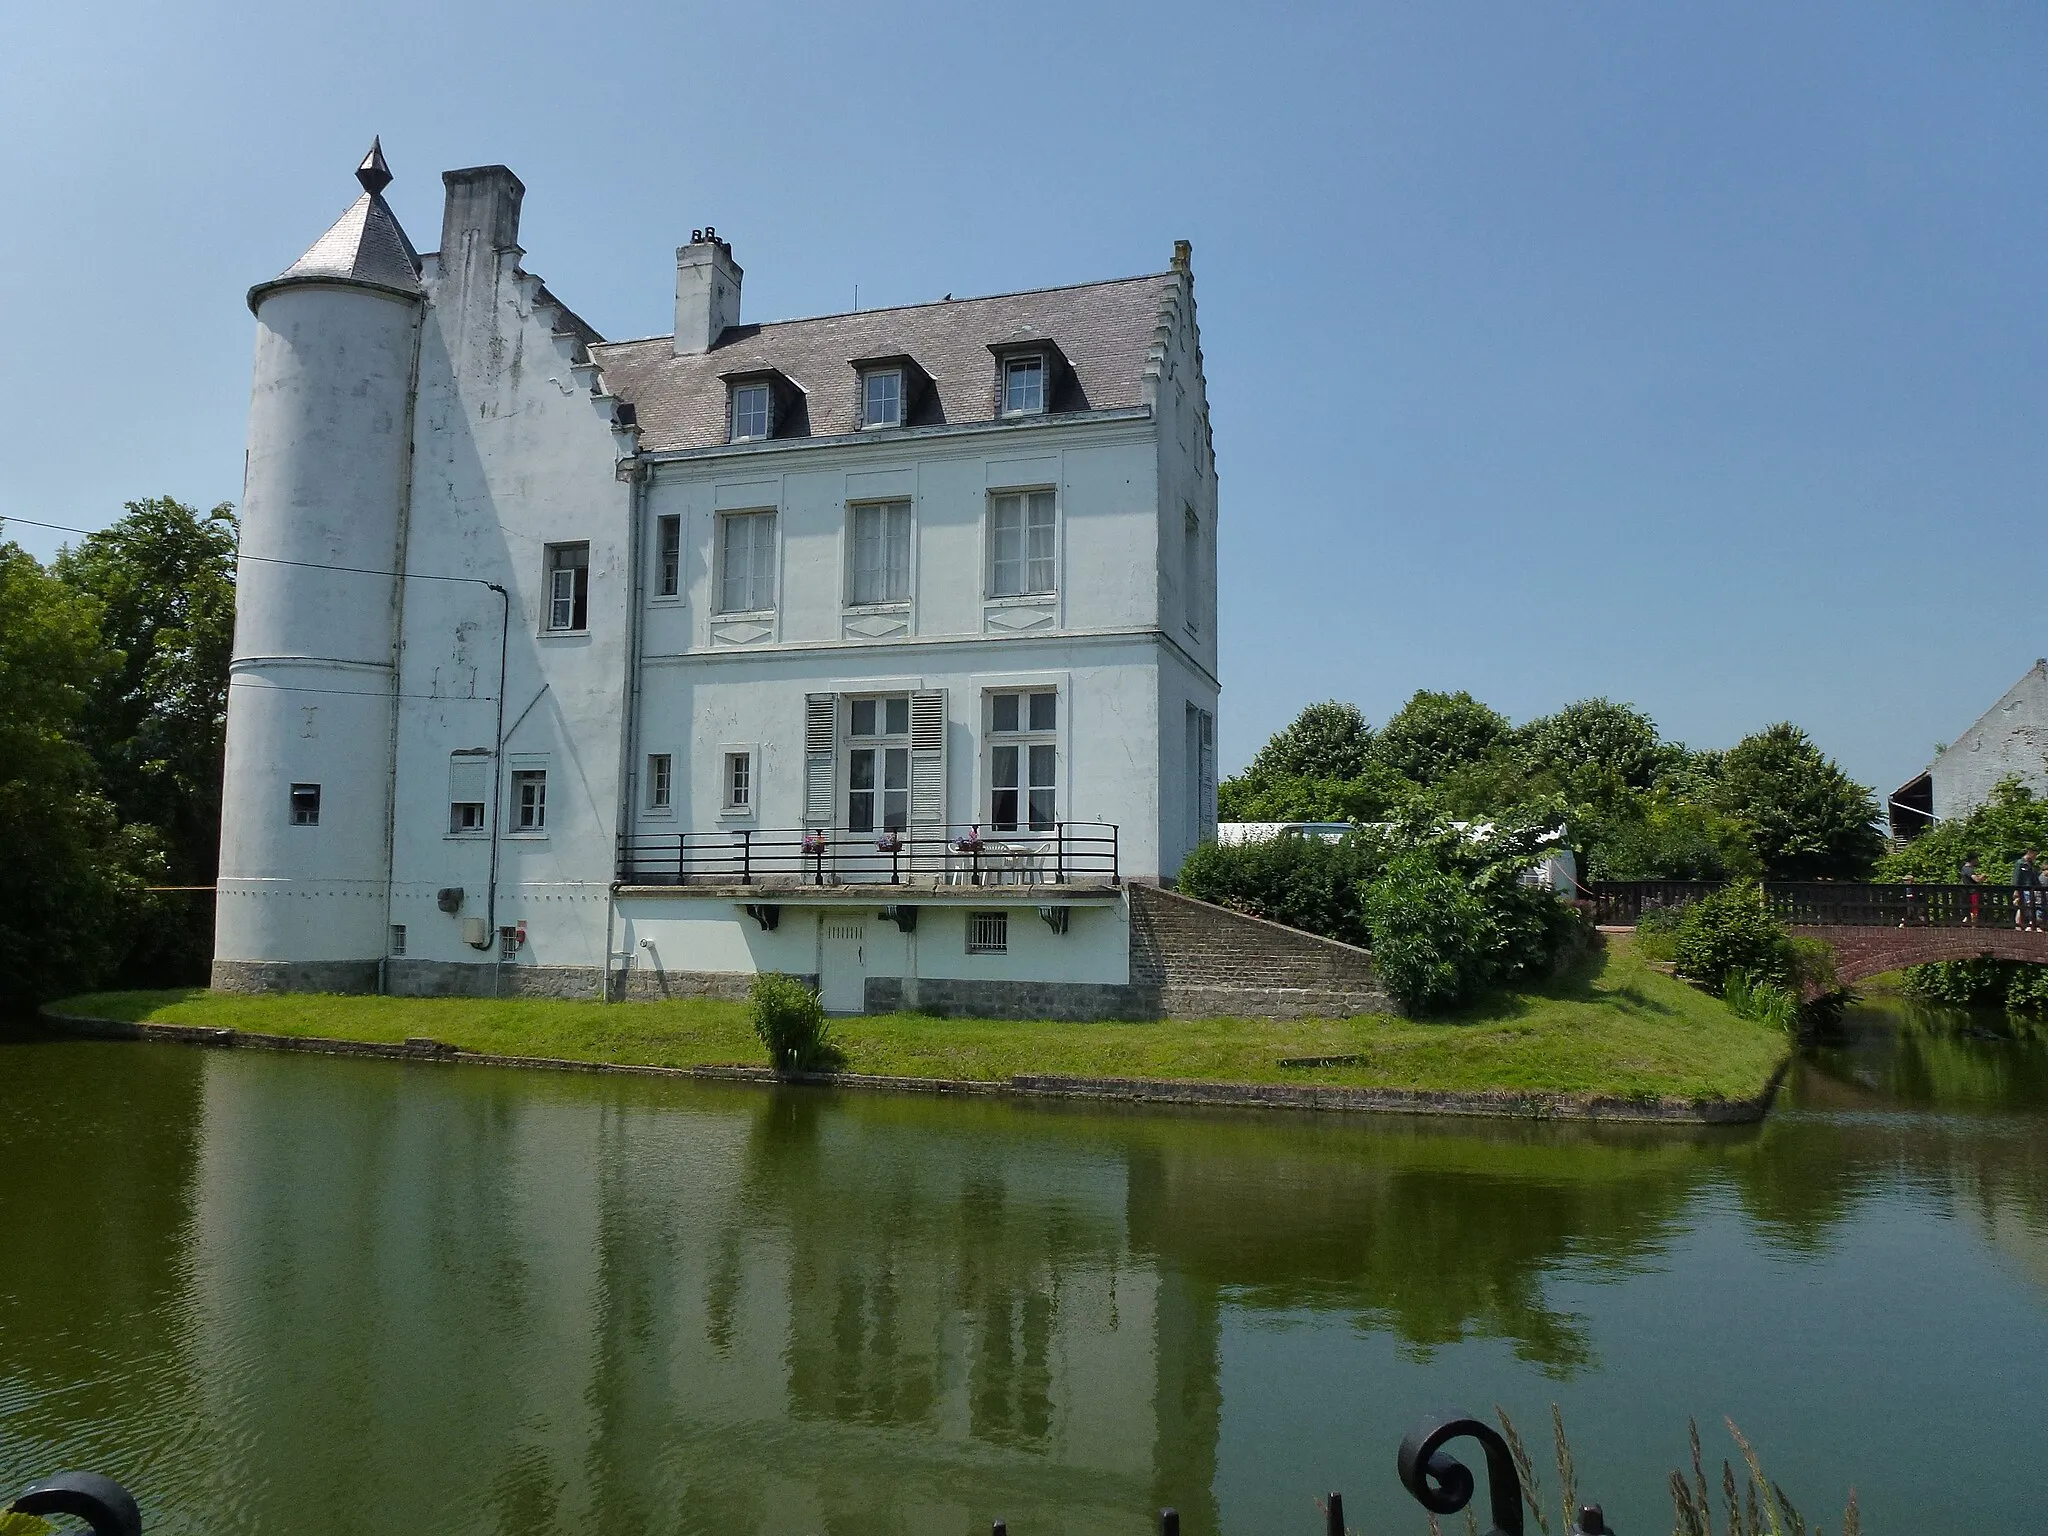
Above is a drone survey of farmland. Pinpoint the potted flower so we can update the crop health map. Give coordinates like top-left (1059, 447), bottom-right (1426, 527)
top-left (801, 830), bottom-right (828, 856)
top-left (875, 829), bottom-right (902, 853)
top-left (951, 826), bottom-right (984, 854)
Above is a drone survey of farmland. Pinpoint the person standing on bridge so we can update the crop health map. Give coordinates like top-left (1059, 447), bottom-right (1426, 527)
top-left (1961, 855), bottom-right (1981, 925)
top-left (2014, 850), bottom-right (2038, 931)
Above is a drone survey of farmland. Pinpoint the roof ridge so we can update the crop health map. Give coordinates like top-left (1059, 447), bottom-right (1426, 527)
top-left (592, 269), bottom-right (1175, 354)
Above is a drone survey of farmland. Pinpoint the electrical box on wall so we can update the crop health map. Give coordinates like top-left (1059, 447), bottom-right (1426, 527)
top-left (462, 916), bottom-right (489, 949)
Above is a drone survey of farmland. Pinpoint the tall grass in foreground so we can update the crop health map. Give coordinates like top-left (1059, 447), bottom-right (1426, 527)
top-left (1402, 1406), bottom-right (1858, 1536)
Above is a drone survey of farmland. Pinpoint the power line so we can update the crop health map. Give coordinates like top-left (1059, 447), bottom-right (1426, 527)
top-left (2, 513), bottom-right (504, 589)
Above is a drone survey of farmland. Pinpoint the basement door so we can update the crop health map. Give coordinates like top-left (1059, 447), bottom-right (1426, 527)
top-left (820, 919), bottom-right (867, 1014)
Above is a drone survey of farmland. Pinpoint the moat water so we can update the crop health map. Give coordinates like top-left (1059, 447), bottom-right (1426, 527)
top-left (3, 998), bottom-right (2045, 1535)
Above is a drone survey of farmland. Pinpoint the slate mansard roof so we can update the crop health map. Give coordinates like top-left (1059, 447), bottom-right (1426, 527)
top-left (590, 273), bottom-right (1181, 455)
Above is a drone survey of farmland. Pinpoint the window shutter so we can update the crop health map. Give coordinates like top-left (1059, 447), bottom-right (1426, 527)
top-left (804, 693), bottom-right (837, 825)
top-left (449, 756), bottom-right (488, 804)
top-left (909, 689), bottom-right (947, 830)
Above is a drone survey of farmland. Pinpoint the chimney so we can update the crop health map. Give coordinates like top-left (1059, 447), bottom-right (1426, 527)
top-left (440, 166), bottom-right (525, 262)
top-left (675, 228), bottom-right (742, 355)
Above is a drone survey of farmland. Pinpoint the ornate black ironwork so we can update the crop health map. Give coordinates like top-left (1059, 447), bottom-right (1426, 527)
top-left (1398, 1412), bottom-right (1526, 1536)
top-left (7, 1471), bottom-right (142, 1536)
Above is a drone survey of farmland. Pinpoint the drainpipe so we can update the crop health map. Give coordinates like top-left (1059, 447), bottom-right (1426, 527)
top-left (483, 581), bottom-right (511, 949)
top-left (608, 461), bottom-right (649, 1001)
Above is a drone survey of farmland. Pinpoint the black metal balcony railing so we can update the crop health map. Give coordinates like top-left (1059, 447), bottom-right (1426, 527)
top-left (1590, 877), bottom-right (2034, 929)
top-left (617, 822), bottom-right (1119, 888)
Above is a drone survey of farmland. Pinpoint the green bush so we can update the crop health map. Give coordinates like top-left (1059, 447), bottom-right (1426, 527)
top-left (749, 972), bottom-right (839, 1072)
top-left (1632, 900), bottom-right (1689, 961)
top-left (1361, 853), bottom-right (1496, 1014)
top-left (1174, 831), bottom-right (1385, 947)
top-left (1905, 956), bottom-right (2048, 1012)
top-left (1671, 880), bottom-right (1797, 990)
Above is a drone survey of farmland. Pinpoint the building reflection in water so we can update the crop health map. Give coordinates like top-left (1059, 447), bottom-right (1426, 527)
top-left (1, 1007), bottom-right (2044, 1536)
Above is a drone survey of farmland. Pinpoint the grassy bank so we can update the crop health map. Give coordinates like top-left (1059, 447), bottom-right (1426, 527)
top-left (50, 936), bottom-right (1786, 1103)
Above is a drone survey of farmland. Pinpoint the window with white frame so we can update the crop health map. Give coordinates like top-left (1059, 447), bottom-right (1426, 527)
top-left (989, 690), bottom-right (1056, 831)
top-left (847, 695), bottom-right (910, 833)
top-left (449, 753), bottom-right (487, 835)
top-left (1002, 356), bottom-right (1045, 415)
top-left (511, 769), bottom-right (547, 832)
top-left (861, 368), bottom-right (904, 429)
top-left (724, 751), bottom-right (752, 812)
top-left (967, 911), bottom-right (1009, 953)
top-left (718, 511), bottom-right (776, 613)
top-left (657, 514), bottom-right (681, 598)
top-left (290, 783), bottom-right (321, 826)
top-left (987, 491), bottom-right (1055, 598)
top-left (647, 753), bottom-right (672, 811)
top-left (389, 924), bottom-right (407, 956)
top-left (545, 543), bottom-right (590, 632)
top-left (730, 382), bottom-right (772, 442)
top-left (848, 500), bottom-right (912, 606)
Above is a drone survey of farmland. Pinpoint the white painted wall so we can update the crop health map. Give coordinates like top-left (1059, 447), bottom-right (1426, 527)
top-left (382, 230), bottom-right (633, 972)
top-left (216, 281), bottom-right (420, 965)
top-left (617, 897), bottom-right (1129, 988)
top-left (1930, 660), bottom-right (2048, 820)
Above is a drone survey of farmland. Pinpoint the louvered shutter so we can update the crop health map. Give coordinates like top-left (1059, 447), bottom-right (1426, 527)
top-left (804, 694), bottom-right (837, 826)
top-left (909, 690), bottom-right (947, 837)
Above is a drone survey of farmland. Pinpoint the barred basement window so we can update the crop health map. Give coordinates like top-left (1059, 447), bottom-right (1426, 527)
top-left (967, 911), bottom-right (1008, 954)
top-left (389, 924), bottom-right (407, 956)
top-left (499, 927), bottom-right (520, 961)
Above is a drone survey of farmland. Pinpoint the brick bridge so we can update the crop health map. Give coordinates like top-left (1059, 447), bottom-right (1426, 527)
top-left (1791, 924), bottom-right (2048, 985)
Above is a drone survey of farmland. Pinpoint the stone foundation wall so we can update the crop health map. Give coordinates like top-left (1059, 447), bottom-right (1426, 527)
top-left (864, 975), bottom-right (1153, 1021)
top-left (382, 960), bottom-right (604, 1000)
top-left (211, 958), bottom-right (381, 995)
top-left (620, 969), bottom-right (815, 1002)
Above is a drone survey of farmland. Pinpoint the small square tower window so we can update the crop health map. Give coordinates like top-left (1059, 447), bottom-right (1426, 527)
top-left (731, 382), bottom-right (772, 442)
top-left (290, 783), bottom-right (321, 826)
top-left (967, 911), bottom-right (1009, 954)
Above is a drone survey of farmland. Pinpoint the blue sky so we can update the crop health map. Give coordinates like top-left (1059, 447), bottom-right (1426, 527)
top-left (3, 1), bottom-right (2042, 795)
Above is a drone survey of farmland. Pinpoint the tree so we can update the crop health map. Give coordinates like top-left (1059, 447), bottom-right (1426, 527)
top-left (1517, 698), bottom-right (1671, 792)
top-left (1877, 775), bottom-right (2048, 882)
top-left (1372, 689), bottom-right (1510, 786)
top-left (1711, 723), bottom-right (1882, 879)
top-left (0, 539), bottom-right (148, 1008)
top-left (53, 497), bottom-right (237, 881)
top-left (1244, 700), bottom-right (1376, 782)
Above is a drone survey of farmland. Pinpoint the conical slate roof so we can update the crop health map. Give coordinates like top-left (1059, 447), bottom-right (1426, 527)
top-left (248, 140), bottom-right (422, 312)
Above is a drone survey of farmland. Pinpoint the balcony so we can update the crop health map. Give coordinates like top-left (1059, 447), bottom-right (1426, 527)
top-left (617, 823), bottom-right (1118, 892)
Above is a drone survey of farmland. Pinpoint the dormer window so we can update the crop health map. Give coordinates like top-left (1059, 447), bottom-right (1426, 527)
top-left (733, 382), bottom-right (770, 442)
top-left (1003, 356), bottom-right (1046, 415)
top-left (861, 368), bottom-right (904, 429)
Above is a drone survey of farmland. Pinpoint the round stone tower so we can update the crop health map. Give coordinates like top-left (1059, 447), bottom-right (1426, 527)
top-left (213, 141), bottom-right (423, 992)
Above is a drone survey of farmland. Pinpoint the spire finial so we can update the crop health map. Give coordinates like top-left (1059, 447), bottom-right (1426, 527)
top-left (356, 137), bottom-right (392, 196)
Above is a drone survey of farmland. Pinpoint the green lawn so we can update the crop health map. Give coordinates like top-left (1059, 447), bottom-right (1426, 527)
top-left (50, 935), bottom-right (1787, 1103)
